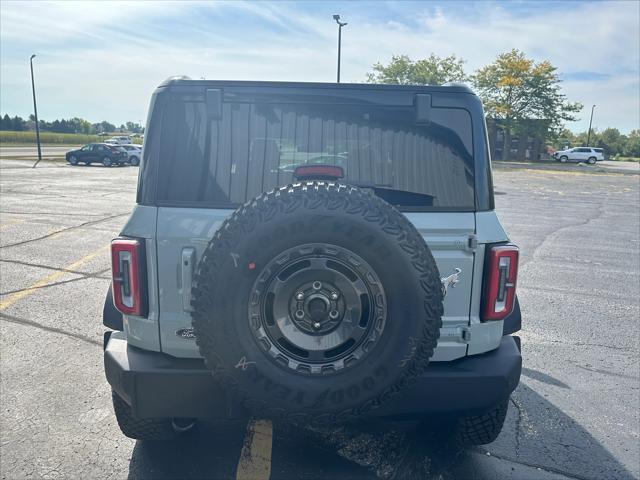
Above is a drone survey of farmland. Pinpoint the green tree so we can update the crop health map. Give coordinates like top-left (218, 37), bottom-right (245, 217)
top-left (556, 128), bottom-right (577, 149)
top-left (0, 114), bottom-right (11, 130)
top-left (11, 115), bottom-right (26, 131)
top-left (624, 130), bottom-right (640, 157)
top-left (596, 127), bottom-right (624, 156)
top-left (473, 49), bottom-right (582, 159)
top-left (366, 53), bottom-right (468, 86)
top-left (95, 121), bottom-right (116, 133)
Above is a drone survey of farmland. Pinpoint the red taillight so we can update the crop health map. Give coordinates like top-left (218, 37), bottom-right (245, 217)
top-left (482, 244), bottom-right (519, 321)
top-left (111, 238), bottom-right (147, 316)
top-left (294, 165), bottom-right (344, 181)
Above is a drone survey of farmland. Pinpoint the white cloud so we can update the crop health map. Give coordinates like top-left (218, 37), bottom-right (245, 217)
top-left (1, 1), bottom-right (638, 132)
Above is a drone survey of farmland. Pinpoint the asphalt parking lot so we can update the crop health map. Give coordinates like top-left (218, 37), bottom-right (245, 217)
top-left (1, 159), bottom-right (638, 480)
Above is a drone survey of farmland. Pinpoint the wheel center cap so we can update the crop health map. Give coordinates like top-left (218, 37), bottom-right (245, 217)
top-left (307, 296), bottom-right (329, 321)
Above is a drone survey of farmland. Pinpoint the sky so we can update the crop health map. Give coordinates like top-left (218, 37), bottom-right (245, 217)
top-left (1, 0), bottom-right (638, 133)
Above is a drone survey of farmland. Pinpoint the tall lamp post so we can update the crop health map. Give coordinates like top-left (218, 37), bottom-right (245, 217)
top-left (586, 104), bottom-right (596, 147)
top-left (30, 54), bottom-right (43, 166)
top-left (333, 15), bottom-right (347, 83)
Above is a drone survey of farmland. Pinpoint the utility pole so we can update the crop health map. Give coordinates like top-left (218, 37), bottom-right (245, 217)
top-left (586, 104), bottom-right (596, 146)
top-left (333, 15), bottom-right (347, 83)
top-left (30, 54), bottom-right (43, 167)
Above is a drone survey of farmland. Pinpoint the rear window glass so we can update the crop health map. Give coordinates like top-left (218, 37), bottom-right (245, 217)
top-left (156, 99), bottom-right (474, 210)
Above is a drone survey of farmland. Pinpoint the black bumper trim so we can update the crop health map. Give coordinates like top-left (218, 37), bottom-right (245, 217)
top-left (105, 335), bottom-right (521, 419)
top-left (502, 296), bottom-right (522, 336)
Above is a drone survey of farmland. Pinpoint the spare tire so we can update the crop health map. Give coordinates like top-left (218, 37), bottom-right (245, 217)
top-left (191, 182), bottom-right (443, 423)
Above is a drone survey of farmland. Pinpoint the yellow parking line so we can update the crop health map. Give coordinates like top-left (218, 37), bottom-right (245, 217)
top-left (236, 419), bottom-right (273, 480)
top-left (0, 219), bottom-right (25, 231)
top-left (0, 244), bottom-right (110, 311)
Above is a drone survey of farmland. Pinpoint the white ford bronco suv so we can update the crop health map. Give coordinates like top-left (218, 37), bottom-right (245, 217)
top-left (104, 79), bottom-right (522, 445)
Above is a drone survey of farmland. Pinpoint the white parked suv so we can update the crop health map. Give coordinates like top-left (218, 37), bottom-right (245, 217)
top-left (105, 136), bottom-right (133, 145)
top-left (120, 144), bottom-right (142, 166)
top-left (553, 147), bottom-right (604, 164)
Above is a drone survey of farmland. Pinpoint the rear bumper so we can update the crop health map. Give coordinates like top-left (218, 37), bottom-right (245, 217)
top-left (105, 333), bottom-right (521, 419)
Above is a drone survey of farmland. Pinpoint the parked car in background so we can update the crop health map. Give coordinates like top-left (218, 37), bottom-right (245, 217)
top-left (105, 136), bottom-right (133, 145)
top-left (66, 143), bottom-right (128, 167)
top-left (120, 144), bottom-right (142, 166)
top-left (553, 147), bottom-right (604, 164)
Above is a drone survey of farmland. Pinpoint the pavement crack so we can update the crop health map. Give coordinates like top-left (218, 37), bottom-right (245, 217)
top-left (478, 450), bottom-right (596, 480)
top-left (570, 362), bottom-right (640, 380)
top-left (541, 339), bottom-right (634, 353)
top-left (509, 397), bottom-right (523, 457)
top-left (0, 258), bottom-right (109, 277)
top-left (0, 210), bottom-right (114, 217)
top-left (0, 213), bottom-right (128, 249)
top-left (0, 312), bottom-right (101, 347)
top-left (520, 204), bottom-right (605, 269)
top-left (0, 269), bottom-right (110, 295)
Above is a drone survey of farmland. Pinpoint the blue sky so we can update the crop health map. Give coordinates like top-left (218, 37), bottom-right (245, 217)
top-left (1, 1), bottom-right (638, 133)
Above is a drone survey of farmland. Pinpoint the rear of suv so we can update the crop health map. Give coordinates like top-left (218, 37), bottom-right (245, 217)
top-left (104, 79), bottom-right (522, 445)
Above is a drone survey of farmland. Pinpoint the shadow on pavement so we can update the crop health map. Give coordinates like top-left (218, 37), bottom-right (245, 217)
top-left (127, 421), bottom-right (246, 480)
top-left (521, 367), bottom-right (570, 389)
top-left (127, 384), bottom-right (635, 480)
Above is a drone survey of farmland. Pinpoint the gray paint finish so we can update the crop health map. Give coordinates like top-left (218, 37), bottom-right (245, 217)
top-left (125, 206), bottom-right (512, 360)
top-left (119, 206), bottom-right (161, 352)
top-left (156, 209), bottom-right (479, 361)
top-left (156, 207), bottom-right (232, 357)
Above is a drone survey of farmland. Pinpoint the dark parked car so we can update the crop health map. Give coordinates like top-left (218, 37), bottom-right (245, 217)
top-left (66, 143), bottom-right (128, 167)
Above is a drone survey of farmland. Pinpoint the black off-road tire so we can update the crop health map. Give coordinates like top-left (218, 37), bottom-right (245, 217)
top-left (191, 182), bottom-right (444, 424)
top-left (453, 399), bottom-right (509, 446)
top-left (111, 391), bottom-right (176, 440)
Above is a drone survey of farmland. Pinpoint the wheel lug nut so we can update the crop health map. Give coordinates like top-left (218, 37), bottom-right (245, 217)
top-left (295, 292), bottom-right (304, 301)
top-left (312, 281), bottom-right (322, 290)
top-left (330, 292), bottom-right (339, 300)
top-left (313, 321), bottom-right (321, 329)
top-left (329, 310), bottom-right (339, 319)
top-left (295, 310), bottom-right (305, 319)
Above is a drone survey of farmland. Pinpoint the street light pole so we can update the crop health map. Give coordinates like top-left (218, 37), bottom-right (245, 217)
top-left (586, 104), bottom-right (596, 147)
top-left (30, 54), bottom-right (43, 167)
top-left (333, 15), bottom-right (347, 83)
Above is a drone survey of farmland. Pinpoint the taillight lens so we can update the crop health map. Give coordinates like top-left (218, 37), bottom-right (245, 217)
top-left (482, 244), bottom-right (519, 321)
top-left (111, 238), bottom-right (147, 316)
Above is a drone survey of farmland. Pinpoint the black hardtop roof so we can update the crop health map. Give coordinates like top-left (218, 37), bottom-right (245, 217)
top-left (158, 76), bottom-right (476, 95)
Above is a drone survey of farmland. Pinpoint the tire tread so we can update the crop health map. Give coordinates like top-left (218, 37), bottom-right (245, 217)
top-left (191, 182), bottom-right (444, 423)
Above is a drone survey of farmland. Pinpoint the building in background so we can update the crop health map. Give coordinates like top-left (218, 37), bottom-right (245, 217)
top-left (486, 118), bottom-right (550, 162)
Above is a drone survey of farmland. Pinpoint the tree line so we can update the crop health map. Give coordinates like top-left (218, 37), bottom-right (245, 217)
top-left (367, 49), bottom-right (637, 158)
top-left (0, 114), bottom-right (143, 135)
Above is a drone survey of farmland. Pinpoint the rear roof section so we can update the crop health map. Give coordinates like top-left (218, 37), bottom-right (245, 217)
top-left (138, 79), bottom-right (494, 211)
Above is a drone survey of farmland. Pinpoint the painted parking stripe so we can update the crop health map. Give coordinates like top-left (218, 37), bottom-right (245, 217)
top-left (236, 419), bottom-right (273, 480)
top-left (0, 218), bottom-right (25, 230)
top-left (0, 244), bottom-right (110, 311)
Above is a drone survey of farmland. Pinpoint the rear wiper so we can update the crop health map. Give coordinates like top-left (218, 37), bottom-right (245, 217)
top-left (345, 182), bottom-right (435, 206)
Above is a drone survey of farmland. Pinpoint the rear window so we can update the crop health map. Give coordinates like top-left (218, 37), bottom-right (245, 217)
top-left (155, 97), bottom-right (475, 210)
